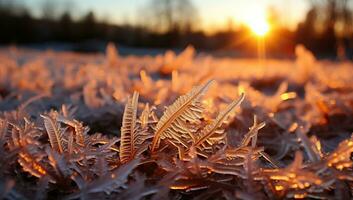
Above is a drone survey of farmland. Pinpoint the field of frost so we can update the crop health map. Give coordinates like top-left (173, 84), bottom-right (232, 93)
top-left (0, 44), bottom-right (352, 199)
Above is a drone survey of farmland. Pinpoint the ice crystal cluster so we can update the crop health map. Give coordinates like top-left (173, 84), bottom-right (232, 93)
top-left (0, 44), bottom-right (352, 199)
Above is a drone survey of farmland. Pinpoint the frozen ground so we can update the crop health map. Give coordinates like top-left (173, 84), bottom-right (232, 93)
top-left (0, 44), bottom-right (352, 199)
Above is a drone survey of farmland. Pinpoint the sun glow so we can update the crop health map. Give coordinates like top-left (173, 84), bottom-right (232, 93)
top-left (244, 10), bottom-right (270, 36)
top-left (249, 20), bottom-right (269, 36)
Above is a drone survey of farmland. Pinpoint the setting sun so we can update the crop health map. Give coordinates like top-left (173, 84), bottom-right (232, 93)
top-left (249, 19), bottom-right (269, 36)
top-left (244, 10), bottom-right (270, 36)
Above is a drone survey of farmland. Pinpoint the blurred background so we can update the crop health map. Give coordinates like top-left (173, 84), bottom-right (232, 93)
top-left (0, 0), bottom-right (352, 59)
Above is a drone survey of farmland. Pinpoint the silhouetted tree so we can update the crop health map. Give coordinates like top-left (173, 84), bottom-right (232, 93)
top-left (297, 7), bottom-right (318, 48)
top-left (41, 0), bottom-right (57, 20)
top-left (144, 0), bottom-right (198, 33)
top-left (59, 12), bottom-right (74, 41)
top-left (80, 11), bottom-right (98, 39)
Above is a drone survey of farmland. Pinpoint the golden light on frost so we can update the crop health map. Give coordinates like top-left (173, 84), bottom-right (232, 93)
top-left (280, 92), bottom-right (297, 101)
top-left (275, 185), bottom-right (284, 191)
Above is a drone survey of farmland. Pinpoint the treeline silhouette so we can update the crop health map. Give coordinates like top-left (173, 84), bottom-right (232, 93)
top-left (296, 0), bottom-right (353, 59)
top-left (0, 0), bottom-right (352, 58)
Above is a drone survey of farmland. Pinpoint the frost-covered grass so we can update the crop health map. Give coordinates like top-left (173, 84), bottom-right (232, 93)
top-left (0, 44), bottom-right (352, 199)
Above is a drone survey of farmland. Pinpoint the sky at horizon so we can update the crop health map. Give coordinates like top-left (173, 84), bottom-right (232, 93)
top-left (18, 0), bottom-right (311, 32)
